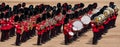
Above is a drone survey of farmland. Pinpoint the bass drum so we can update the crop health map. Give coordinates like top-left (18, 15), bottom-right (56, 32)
top-left (72, 20), bottom-right (83, 31)
top-left (81, 15), bottom-right (91, 25)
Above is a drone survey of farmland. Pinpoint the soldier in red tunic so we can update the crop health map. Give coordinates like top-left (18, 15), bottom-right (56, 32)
top-left (21, 20), bottom-right (30, 42)
top-left (63, 23), bottom-right (73, 45)
top-left (15, 21), bottom-right (22, 46)
top-left (36, 23), bottom-right (44, 45)
top-left (63, 24), bottom-right (70, 45)
top-left (9, 14), bottom-right (16, 37)
top-left (91, 22), bottom-right (99, 45)
top-left (0, 18), bottom-right (7, 42)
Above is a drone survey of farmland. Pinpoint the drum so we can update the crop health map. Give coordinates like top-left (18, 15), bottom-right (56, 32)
top-left (99, 14), bottom-right (105, 20)
top-left (68, 31), bottom-right (74, 36)
top-left (98, 14), bottom-right (105, 23)
top-left (81, 15), bottom-right (91, 25)
top-left (94, 16), bottom-right (102, 23)
top-left (103, 10), bottom-right (110, 17)
top-left (72, 20), bottom-right (83, 31)
top-left (114, 6), bottom-right (119, 12)
top-left (72, 27), bottom-right (78, 31)
top-left (106, 7), bottom-right (114, 14)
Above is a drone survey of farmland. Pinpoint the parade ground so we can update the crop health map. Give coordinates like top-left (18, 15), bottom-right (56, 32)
top-left (0, 0), bottom-right (120, 47)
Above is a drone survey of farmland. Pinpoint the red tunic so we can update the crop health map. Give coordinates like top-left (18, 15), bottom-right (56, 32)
top-left (63, 25), bottom-right (69, 35)
top-left (15, 24), bottom-right (22, 34)
top-left (22, 22), bottom-right (29, 32)
top-left (63, 24), bottom-right (72, 39)
top-left (6, 21), bottom-right (12, 30)
top-left (36, 24), bottom-right (41, 35)
top-left (91, 23), bottom-right (99, 32)
top-left (112, 15), bottom-right (117, 20)
top-left (98, 25), bottom-right (104, 30)
top-left (50, 25), bottom-right (54, 30)
top-left (104, 17), bottom-right (110, 25)
top-left (0, 20), bottom-right (7, 30)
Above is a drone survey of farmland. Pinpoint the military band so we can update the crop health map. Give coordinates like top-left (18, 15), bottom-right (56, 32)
top-left (0, 2), bottom-right (119, 46)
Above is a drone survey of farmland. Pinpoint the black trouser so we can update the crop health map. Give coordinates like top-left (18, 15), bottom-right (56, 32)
top-left (55, 26), bottom-right (61, 35)
top-left (37, 35), bottom-right (42, 45)
top-left (10, 27), bottom-right (15, 37)
top-left (4, 30), bottom-right (9, 40)
top-left (58, 25), bottom-right (62, 33)
top-left (110, 19), bottom-right (116, 27)
top-left (41, 32), bottom-right (46, 43)
top-left (26, 31), bottom-right (30, 40)
top-left (73, 32), bottom-right (78, 41)
top-left (47, 30), bottom-right (51, 40)
top-left (21, 31), bottom-right (27, 42)
top-left (29, 27), bottom-right (36, 37)
top-left (98, 30), bottom-right (103, 40)
top-left (1, 30), bottom-right (6, 41)
top-left (92, 32), bottom-right (99, 44)
top-left (64, 35), bottom-right (70, 45)
top-left (50, 28), bottom-right (55, 38)
top-left (29, 30), bottom-right (32, 37)
top-left (15, 33), bottom-right (21, 46)
top-left (32, 27), bottom-right (36, 36)
top-left (103, 24), bottom-right (108, 34)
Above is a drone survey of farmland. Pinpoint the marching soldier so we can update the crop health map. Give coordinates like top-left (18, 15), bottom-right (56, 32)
top-left (15, 21), bottom-right (23, 46)
top-left (36, 23), bottom-right (42, 45)
top-left (9, 14), bottom-right (16, 37)
top-left (91, 21), bottom-right (99, 45)
top-left (63, 24), bottom-right (70, 45)
top-left (0, 17), bottom-right (8, 42)
top-left (21, 20), bottom-right (30, 42)
top-left (63, 23), bottom-right (73, 45)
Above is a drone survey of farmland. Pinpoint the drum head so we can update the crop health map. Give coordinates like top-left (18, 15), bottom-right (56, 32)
top-left (69, 31), bottom-right (74, 36)
top-left (94, 16), bottom-right (102, 23)
top-left (99, 14), bottom-right (105, 20)
top-left (81, 15), bottom-right (91, 25)
top-left (72, 21), bottom-right (83, 31)
top-left (94, 17), bottom-right (99, 23)
top-left (98, 16), bottom-right (102, 21)
top-left (103, 10), bottom-right (110, 17)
